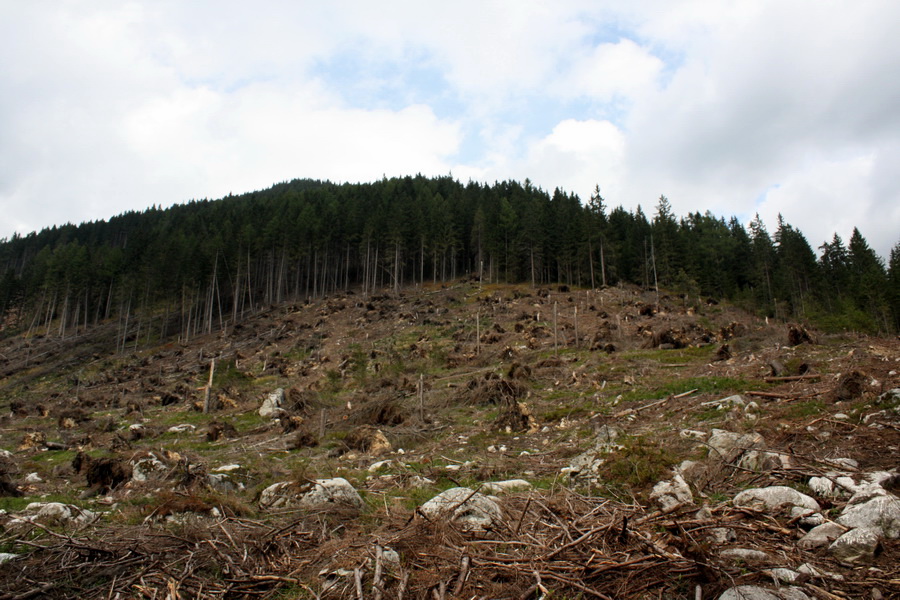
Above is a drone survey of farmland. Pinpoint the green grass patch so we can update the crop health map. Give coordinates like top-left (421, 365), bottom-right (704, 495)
top-left (618, 376), bottom-right (758, 405)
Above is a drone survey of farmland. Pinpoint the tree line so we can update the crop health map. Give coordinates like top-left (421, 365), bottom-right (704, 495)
top-left (1, 175), bottom-right (898, 345)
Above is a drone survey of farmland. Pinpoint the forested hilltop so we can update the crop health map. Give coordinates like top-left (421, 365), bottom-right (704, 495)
top-left (1, 175), bottom-right (898, 341)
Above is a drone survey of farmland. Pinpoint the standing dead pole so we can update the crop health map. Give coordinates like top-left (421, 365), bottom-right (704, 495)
top-left (203, 359), bottom-right (216, 414)
top-left (418, 374), bottom-right (425, 422)
top-left (574, 305), bottom-right (579, 349)
top-left (553, 302), bottom-right (559, 356)
top-left (475, 312), bottom-right (481, 355)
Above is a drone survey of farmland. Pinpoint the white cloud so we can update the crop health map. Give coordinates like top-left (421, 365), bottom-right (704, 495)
top-left (0, 1), bottom-right (898, 259)
top-left (560, 38), bottom-right (663, 101)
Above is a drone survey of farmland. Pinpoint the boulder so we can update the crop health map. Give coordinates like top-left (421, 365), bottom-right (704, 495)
top-left (837, 495), bottom-right (900, 538)
top-left (259, 478), bottom-right (363, 510)
top-left (798, 522), bottom-right (847, 549)
top-left (420, 487), bottom-right (502, 531)
top-left (23, 502), bottom-right (97, 527)
top-left (480, 480), bottom-right (533, 495)
top-left (719, 548), bottom-right (773, 564)
top-left (733, 486), bottom-right (820, 515)
top-left (650, 473), bottom-right (693, 510)
top-left (131, 452), bottom-right (167, 482)
top-left (259, 388), bottom-right (285, 418)
top-left (563, 425), bottom-right (623, 477)
top-left (707, 430), bottom-right (784, 471)
top-left (829, 526), bottom-right (883, 563)
top-left (718, 586), bottom-right (811, 600)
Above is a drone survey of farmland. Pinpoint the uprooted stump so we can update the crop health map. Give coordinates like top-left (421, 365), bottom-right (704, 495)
top-left (493, 400), bottom-right (538, 433)
top-left (344, 425), bottom-right (392, 456)
top-left (206, 420), bottom-right (238, 442)
top-left (72, 452), bottom-right (132, 497)
top-left (457, 373), bottom-right (528, 406)
top-left (643, 329), bottom-right (691, 349)
top-left (833, 370), bottom-right (869, 402)
top-left (788, 324), bottom-right (814, 346)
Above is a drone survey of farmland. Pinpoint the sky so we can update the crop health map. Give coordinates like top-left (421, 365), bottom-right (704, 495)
top-left (2, 1), bottom-right (899, 260)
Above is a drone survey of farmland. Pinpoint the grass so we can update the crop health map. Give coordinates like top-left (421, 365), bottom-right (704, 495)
top-left (617, 376), bottom-right (759, 405)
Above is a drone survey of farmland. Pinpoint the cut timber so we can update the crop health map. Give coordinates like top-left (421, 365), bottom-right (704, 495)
top-left (763, 374), bottom-right (821, 383)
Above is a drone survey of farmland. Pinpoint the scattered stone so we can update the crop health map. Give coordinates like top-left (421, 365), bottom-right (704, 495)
top-left (650, 473), bottom-right (693, 510)
top-left (707, 527), bottom-right (737, 544)
top-left (719, 585), bottom-right (811, 600)
top-left (765, 568), bottom-right (800, 584)
top-left (23, 473), bottom-right (42, 484)
top-left (719, 548), bottom-right (773, 564)
top-left (829, 526), bottom-right (883, 563)
top-left (131, 452), bottom-right (167, 482)
top-left (702, 394), bottom-right (745, 410)
top-left (796, 563), bottom-right (844, 582)
top-left (564, 425), bottom-right (623, 477)
top-left (480, 480), bottom-right (532, 495)
top-left (733, 486), bottom-right (820, 517)
top-left (420, 487), bottom-right (502, 532)
top-left (23, 502), bottom-right (97, 527)
top-left (259, 478), bottom-right (363, 511)
top-left (259, 388), bottom-right (285, 418)
top-left (367, 460), bottom-right (393, 472)
top-left (167, 424), bottom-right (196, 434)
top-left (837, 495), bottom-right (900, 538)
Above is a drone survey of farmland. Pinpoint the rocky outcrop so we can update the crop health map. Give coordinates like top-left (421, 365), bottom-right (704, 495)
top-left (259, 477), bottom-right (363, 510)
top-left (420, 487), bottom-right (502, 532)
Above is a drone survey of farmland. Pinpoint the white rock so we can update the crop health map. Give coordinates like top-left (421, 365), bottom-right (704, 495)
top-left (826, 457), bottom-right (859, 470)
top-left (704, 395), bottom-right (745, 409)
top-left (259, 388), bottom-right (285, 418)
top-left (837, 495), bottom-right (900, 538)
top-left (298, 478), bottom-right (364, 509)
top-left (650, 473), bottom-right (693, 510)
top-left (798, 522), bottom-right (847, 549)
top-left (567, 426), bottom-right (625, 477)
top-left (829, 526), bottom-right (884, 563)
top-left (207, 473), bottom-right (242, 493)
top-left (167, 424), bottom-right (196, 434)
top-left (480, 480), bottom-right (533, 495)
top-left (718, 585), bottom-right (811, 600)
top-left (733, 486), bottom-right (819, 515)
top-left (720, 548), bottom-right (772, 564)
top-left (420, 487), bottom-right (502, 532)
top-left (367, 460), bottom-right (393, 472)
top-left (796, 563), bottom-right (844, 581)
top-left (719, 587), bottom-right (780, 600)
top-left (260, 478), bottom-right (363, 510)
top-left (24, 502), bottom-right (96, 527)
top-left (0, 553), bottom-right (18, 564)
top-left (131, 453), bottom-right (167, 482)
top-left (24, 472), bottom-right (42, 484)
top-left (680, 429), bottom-right (707, 440)
top-left (765, 568), bottom-right (800, 584)
top-left (707, 527), bottom-right (737, 544)
top-left (408, 475), bottom-right (434, 487)
top-left (213, 464), bottom-right (243, 472)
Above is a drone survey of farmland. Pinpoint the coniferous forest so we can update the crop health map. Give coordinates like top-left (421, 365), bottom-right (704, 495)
top-left (1, 175), bottom-right (898, 343)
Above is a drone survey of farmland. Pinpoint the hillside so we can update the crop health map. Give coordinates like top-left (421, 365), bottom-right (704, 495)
top-left (0, 280), bottom-right (897, 599)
